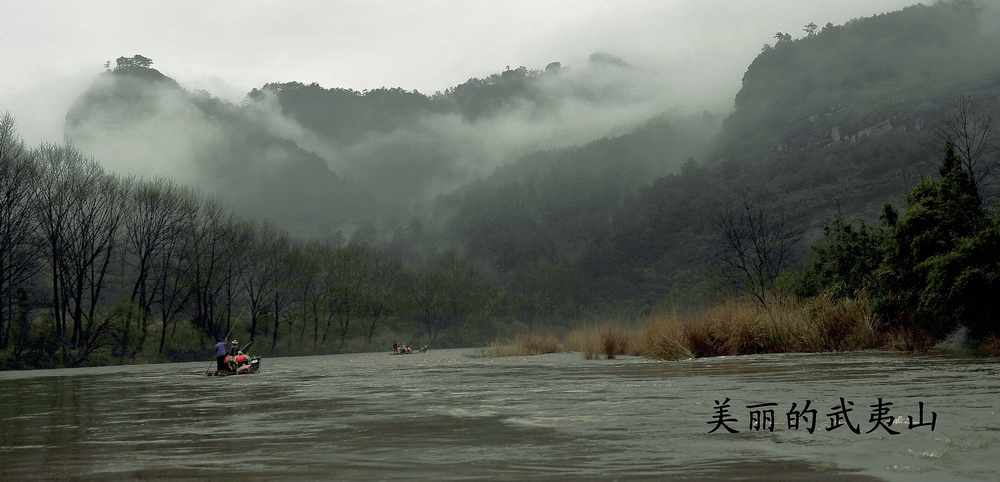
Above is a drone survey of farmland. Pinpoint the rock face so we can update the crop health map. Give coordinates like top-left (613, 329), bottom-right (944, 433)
top-left (697, 2), bottom-right (1000, 252)
top-left (934, 327), bottom-right (972, 351)
top-left (714, 2), bottom-right (999, 162)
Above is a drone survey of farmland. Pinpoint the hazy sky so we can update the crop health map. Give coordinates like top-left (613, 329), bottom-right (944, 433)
top-left (1, 0), bottom-right (920, 145)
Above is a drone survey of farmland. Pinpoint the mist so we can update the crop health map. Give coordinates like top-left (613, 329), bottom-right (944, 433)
top-left (48, 48), bottom-right (724, 240)
top-left (65, 75), bottom-right (224, 187)
top-left (0, 0), bottom-right (932, 237)
top-left (288, 55), bottom-right (719, 204)
top-left (1, 1), bottom-right (922, 141)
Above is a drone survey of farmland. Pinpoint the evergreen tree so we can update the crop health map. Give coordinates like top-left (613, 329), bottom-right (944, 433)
top-left (919, 219), bottom-right (1000, 338)
top-left (802, 208), bottom-right (883, 299)
top-left (881, 143), bottom-right (987, 336)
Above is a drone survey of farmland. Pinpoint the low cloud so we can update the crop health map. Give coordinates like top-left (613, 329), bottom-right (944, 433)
top-left (66, 75), bottom-right (225, 187)
top-left (58, 54), bottom-right (720, 236)
top-left (288, 55), bottom-right (718, 205)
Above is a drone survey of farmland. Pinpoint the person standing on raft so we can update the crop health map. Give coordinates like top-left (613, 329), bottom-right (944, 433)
top-left (214, 338), bottom-right (228, 371)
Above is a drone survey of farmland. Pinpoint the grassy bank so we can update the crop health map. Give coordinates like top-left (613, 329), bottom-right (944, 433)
top-left (488, 332), bottom-right (562, 357)
top-left (490, 293), bottom-right (934, 360)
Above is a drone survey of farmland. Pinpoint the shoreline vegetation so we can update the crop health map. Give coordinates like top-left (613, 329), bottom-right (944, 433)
top-left (489, 293), bottom-right (1000, 360)
top-left (3, 119), bottom-right (999, 369)
top-left (5, 3), bottom-right (1000, 371)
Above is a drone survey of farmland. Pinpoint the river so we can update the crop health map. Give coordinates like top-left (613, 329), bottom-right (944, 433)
top-left (1, 349), bottom-right (998, 480)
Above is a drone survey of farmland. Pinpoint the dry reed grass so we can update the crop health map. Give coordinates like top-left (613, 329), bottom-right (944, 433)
top-left (489, 332), bottom-right (562, 357)
top-left (883, 327), bottom-right (935, 351)
top-left (499, 292), bottom-right (933, 361)
top-left (567, 322), bottom-right (639, 359)
top-left (585, 292), bottom-right (894, 361)
top-left (566, 324), bottom-right (603, 359)
top-left (637, 313), bottom-right (693, 360)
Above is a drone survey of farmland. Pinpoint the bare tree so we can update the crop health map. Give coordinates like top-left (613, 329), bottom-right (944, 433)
top-left (153, 187), bottom-right (199, 353)
top-left (236, 221), bottom-right (296, 352)
top-left (34, 144), bottom-right (89, 347)
top-left (118, 177), bottom-right (195, 355)
top-left (267, 233), bottom-right (298, 352)
top-left (399, 250), bottom-right (488, 345)
top-left (182, 198), bottom-right (250, 338)
top-left (325, 244), bottom-right (369, 349)
top-left (505, 261), bottom-right (569, 333)
top-left (360, 248), bottom-right (402, 346)
top-left (236, 220), bottom-right (271, 347)
top-left (0, 113), bottom-right (41, 351)
top-left (35, 143), bottom-right (128, 364)
top-left (122, 178), bottom-right (191, 315)
top-left (435, 251), bottom-right (493, 343)
top-left (62, 168), bottom-right (127, 357)
top-left (399, 269), bottom-right (446, 344)
top-left (291, 240), bottom-right (326, 350)
top-left (715, 191), bottom-right (797, 308)
top-left (934, 94), bottom-right (999, 200)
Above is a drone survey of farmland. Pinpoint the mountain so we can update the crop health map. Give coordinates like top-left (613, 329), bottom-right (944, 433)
top-left (65, 54), bottom-right (684, 240)
top-left (61, 1), bottom-right (1000, 311)
top-left (720, 2), bottom-right (998, 157)
top-left (709, 2), bottom-right (1000, 231)
top-left (427, 1), bottom-right (1000, 308)
top-left (65, 64), bottom-right (376, 238)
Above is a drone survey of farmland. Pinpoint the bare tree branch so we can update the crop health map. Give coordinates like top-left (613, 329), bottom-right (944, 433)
top-left (715, 191), bottom-right (797, 308)
top-left (933, 94), bottom-right (1000, 200)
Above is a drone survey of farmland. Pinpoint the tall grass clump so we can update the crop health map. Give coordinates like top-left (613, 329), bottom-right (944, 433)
top-left (675, 297), bottom-right (788, 357)
top-left (883, 327), bottom-right (935, 352)
top-left (637, 311), bottom-right (693, 360)
top-left (488, 332), bottom-right (562, 357)
top-left (567, 322), bottom-right (640, 359)
top-left (802, 291), bottom-right (884, 351)
top-left (598, 323), bottom-right (634, 359)
top-left (641, 292), bottom-right (888, 360)
top-left (501, 293), bottom-right (894, 362)
top-left (567, 324), bottom-right (602, 359)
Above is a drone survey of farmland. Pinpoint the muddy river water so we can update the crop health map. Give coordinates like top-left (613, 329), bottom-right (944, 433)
top-left (1, 349), bottom-right (998, 480)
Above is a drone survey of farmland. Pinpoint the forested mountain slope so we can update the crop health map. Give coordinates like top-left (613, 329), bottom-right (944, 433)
top-left (429, 1), bottom-right (1000, 308)
top-left (62, 2), bottom-right (1000, 312)
top-left (65, 53), bottom-right (688, 241)
top-left (713, 1), bottom-right (1000, 215)
top-left (65, 63), bottom-right (376, 238)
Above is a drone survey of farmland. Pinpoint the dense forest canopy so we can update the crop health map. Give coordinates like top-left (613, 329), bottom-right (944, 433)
top-left (3, 2), bottom-right (1000, 369)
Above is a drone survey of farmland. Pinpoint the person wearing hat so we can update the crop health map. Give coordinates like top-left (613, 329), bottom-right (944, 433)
top-left (226, 340), bottom-right (241, 371)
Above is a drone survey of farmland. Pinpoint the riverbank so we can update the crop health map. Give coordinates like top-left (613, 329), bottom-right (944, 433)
top-left (490, 294), bottom-right (997, 360)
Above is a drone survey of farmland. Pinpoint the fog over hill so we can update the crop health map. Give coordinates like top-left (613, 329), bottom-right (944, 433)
top-left (2, 1), bottom-right (923, 147)
top-left (63, 52), bottom-right (715, 238)
top-left (56, 2), bottom-right (1000, 261)
top-left (262, 54), bottom-right (711, 199)
top-left (7, 1), bottom-right (1000, 364)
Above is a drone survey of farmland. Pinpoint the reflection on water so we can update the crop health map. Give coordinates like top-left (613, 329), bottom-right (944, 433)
top-left (1, 349), bottom-right (998, 480)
